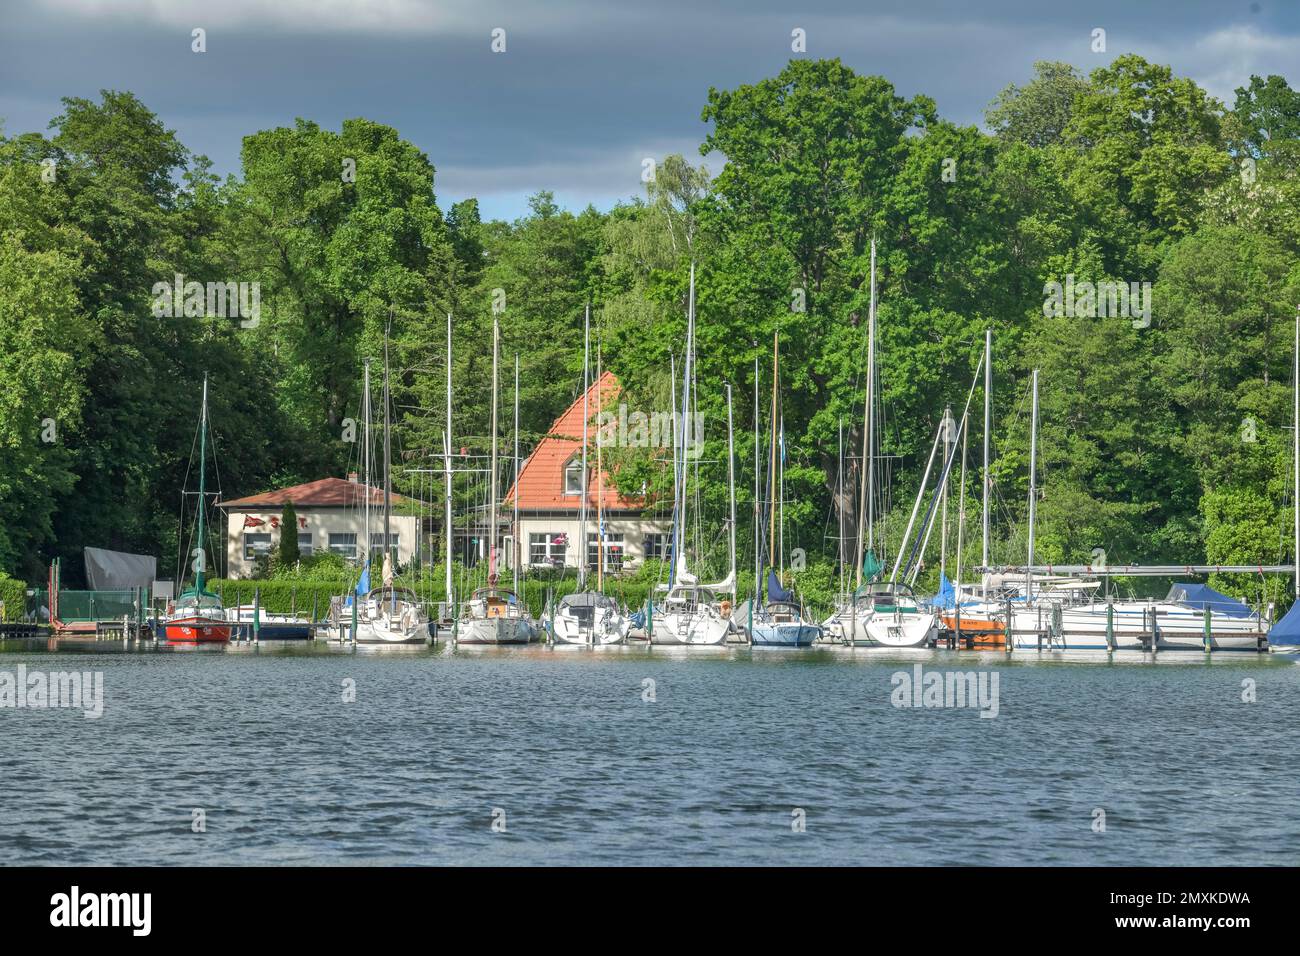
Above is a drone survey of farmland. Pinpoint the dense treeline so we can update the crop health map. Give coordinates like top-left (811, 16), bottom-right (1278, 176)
top-left (1, 56), bottom-right (1298, 604)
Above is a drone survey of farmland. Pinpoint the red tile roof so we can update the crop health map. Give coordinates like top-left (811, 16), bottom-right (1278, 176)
top-left (506, 371), bottom-right (646, 512)
top-left (216, 477), bottom-right (408, 510)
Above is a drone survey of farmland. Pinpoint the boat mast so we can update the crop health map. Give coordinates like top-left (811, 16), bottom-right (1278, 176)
top-left (940, 405), bottom-right (953, 578)
top-left (854, 238), bottom-right (876, 589)
top-left (673, 262), bottom-right (696, 586)
top-left (726, 382), bottom-right (736, 594)
top-left (668, 351), bottom-right (678, 588)
top-left (768, 330), bottom-right (779, 588)
top-left (955, 410), bottom-right (969, 591)
top-left (981, 328), bottom-right (992, 599)
top-left (383, 315), bottom-right (392, 589)
top-left (1025, 369), bottom-right (1039, 601)
top-left (196, 373), bottom-right (209, 593)
top-left (489, 312), bottom-right (499, 585)
top-left (579, 305), bottom-right (590, 589)
top-left (753, 352), bottom-right (760, 606)
top-left (1294, 304), bottom-right (1298, 599)
top-left (837, 418), bottom-right (844, 596)
top-left (596, 336), bottom-right (605, 591)
top-left (445, 313), bottom-right (453, 612)
top-left (363, 358), bottom-right (371, 581)
top-left (513, 351), bottom-right (521, 597)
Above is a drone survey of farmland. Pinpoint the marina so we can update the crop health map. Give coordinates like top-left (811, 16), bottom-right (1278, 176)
top-left (1, 639), bottom-right (1296, 867)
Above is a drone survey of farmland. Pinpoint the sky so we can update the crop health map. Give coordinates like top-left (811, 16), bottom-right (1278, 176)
top-left (1, 0), bottom-right (1297, 221)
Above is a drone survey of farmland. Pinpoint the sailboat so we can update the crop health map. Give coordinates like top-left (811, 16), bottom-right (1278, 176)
top-left (352, 323), bottom-right (430, 645)
top-left (163, 375), bottom-right (232, 644)
top-left (551, 307), bottom-right (631, 645)
top-left (650, 262), bottom-right (735, 646)
top-left (1271, 306), bottom-right (1300, 655)
top-left (458, 311), bottom-right (538, 645)
top-left (750, 331), bottom-right (822, 647)
top-left (822, 239), bottom-right (888, 645)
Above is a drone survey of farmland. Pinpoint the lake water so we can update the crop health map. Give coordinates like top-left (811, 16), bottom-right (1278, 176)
top-left (1, 641), bottom-right (1296, 865)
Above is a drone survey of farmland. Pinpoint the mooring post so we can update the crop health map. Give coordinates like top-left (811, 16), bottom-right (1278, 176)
top-left (253, 587), bottom-right (261, 645)
top-left (1203, 606), bottom-right (1212, 653)
top-left (1106, 602), bottom-right (1116, 652)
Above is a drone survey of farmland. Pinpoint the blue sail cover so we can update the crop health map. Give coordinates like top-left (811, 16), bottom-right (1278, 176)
top-left (767, 568), bottom-right (794, 603)
top-left (1165, 583), bottom-right (1252, 618)
top-left (1269, 599), bottom-right (1300, 647)
top-left (935, 572), bottom-right (956, 610)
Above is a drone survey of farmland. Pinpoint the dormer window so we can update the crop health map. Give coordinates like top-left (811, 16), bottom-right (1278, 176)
top-left (564, 456), bottom-right (585, 495)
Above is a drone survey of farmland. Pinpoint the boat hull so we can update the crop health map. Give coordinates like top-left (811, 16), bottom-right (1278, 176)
top-left (865, 613), bottom-right (937, 647)
top-left (750, 622), bottom-right (821, 647)
top-left (163, 616), bottom-right (231, 644)
top-left (821, 608), bottom-right (873, 644)
top-left (649, 610), bottom-right (730, 646)
top-left (354, 619), bottom-right (429, 644)
top-left (550, 613), bottom-right (628, 645)
top-left (458, 617), bottom-right (536, 645)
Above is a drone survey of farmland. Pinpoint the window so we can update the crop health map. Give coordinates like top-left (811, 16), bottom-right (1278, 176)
top-left (329, 532), bottom-right (358, 559)
top-left (564, 457), bottom-right (585, 495)
top-left (369, 532), bottom-right (399, 560)
top-left (243, 533), bottom-right (272, 561)
top-left (297, 533), bottom-right (312, 557)
top-left (530, 532), bottom-right (566, 567)
top-left (643, 533), bottom-right (670, 561)
top-left (587, 533), bottom-right (624, 572)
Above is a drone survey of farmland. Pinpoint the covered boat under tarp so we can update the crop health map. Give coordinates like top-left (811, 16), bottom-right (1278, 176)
top-left (1165, 583), bottom-right (1253, 618)
top-left (1268, 599), bottom-right (1300, 648)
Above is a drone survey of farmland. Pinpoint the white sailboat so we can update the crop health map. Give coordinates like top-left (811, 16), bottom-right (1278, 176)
top-left (551, 306), bottom-right (631, 645)
top-left (458, 311), bottom-right (538, 645)
top-left (651, 262), bottom-right (734, 646)
top-left (353, 323), bottom-right (430, 645)
top-left (750, 333), bottom-right (822, 647)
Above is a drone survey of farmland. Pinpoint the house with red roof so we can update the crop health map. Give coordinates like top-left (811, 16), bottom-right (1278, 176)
top-left (216, 476), bottom-right (418, 579)
top-left (504, 371), bottom-right (670, 574)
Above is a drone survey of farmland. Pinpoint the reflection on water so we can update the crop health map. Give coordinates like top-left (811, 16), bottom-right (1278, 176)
top-left (0, 639), bottom-right (1296, 865)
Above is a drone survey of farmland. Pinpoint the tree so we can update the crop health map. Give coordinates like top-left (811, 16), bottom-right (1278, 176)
top-left (279, 502), bottom-right (300, 567)
top-left (986, 61), bottom-right (1088, 148)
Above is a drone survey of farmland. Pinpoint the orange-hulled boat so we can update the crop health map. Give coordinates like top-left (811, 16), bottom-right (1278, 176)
top-left (939, 612), bottom-right (1006, 647)
top-left (163, 374), bottom-right (230, 645)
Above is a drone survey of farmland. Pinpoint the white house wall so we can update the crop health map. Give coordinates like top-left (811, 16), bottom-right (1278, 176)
top-left (222, 508), bottom-right (419, 579)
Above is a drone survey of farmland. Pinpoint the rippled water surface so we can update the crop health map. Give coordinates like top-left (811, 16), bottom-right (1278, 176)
top-left (1, 641), bottom-right (1296, 865)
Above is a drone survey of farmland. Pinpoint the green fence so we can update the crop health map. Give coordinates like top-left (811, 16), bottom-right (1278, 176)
top-left (30, 588), bottom-right (139, 622)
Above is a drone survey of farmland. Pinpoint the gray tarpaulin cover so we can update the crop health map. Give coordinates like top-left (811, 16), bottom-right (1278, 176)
top-left (84, 547), bottom-right (157, 590)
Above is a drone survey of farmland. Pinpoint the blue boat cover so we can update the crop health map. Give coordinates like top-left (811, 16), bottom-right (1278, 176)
top-left (1165, 582), bottom-right (1252, 618)
top-left (1268, 599), bottom-right (1300, 646)
top-left (767, 568), bottom-right (794, 603)
top-left (935, 572), bottom-right (955, 610)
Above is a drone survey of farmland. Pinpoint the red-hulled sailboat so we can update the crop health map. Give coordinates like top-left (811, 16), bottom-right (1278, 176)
top-left (163, 375), bottom-right (231, 644)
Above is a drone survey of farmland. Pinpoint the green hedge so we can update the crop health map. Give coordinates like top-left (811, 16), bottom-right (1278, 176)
top-left (0, 573), bottom-right (26, 622)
